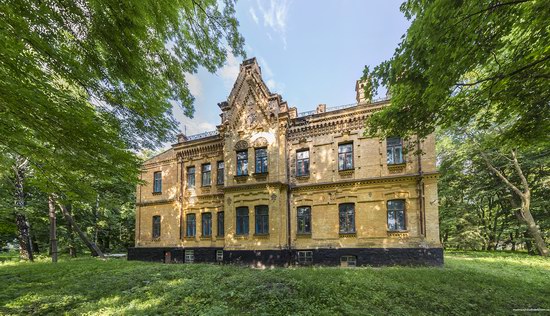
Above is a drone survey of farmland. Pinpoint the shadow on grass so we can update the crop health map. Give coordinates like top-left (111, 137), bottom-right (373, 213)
top-left (0, 252), bottom-right (548, 315)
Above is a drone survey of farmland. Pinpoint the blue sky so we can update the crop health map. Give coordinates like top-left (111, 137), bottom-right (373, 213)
top-left (172, 0), bottom-right (409, 137)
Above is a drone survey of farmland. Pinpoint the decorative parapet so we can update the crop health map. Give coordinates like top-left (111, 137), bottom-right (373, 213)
top-left (297, 96), bottom-right (390, 118)
top-left (186, 130), bottom-right (220, 141)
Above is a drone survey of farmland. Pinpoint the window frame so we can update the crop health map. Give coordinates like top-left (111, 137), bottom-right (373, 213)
top-left (186, 213), bottom-right (196, 237)
top-left (338, 143), bottom-right (354, 171)
top-left (185, 250), bottom-right (194, 263)
top-left (153, 171), bottom-right (162, 193)
top-left (387, 199), bottom-right (407, 231)
top-left (254, 147), bottom-right (268, 174)
top-left (201, 163), bottom-right (211, 187)
top-left (152, 215), bottom-right (161, 239)
top-left (236, 150), bottom-right (248, 176)
top-left (236, 206), bottom-right (249, 235)
top-left (217, 211), bottom-right (224, 237)
top-left (339, 203), bottom-right (356, 234)
top-left (187, 166), bottom-right (196, 188)
top-left (216, 161), bottom-right (225, 185)
top-left (254, 205), bottom-right (269, 235)
top-left (297, 206), bottom-right (312, 234)
top-left (202, 212), bottom-right (212, 237)
top-left (296, 149), bottom-right (310, 177)
top-left (297, 251), bottom-right (313, 265)
top-left (386, 137), bottom-right (404, 165)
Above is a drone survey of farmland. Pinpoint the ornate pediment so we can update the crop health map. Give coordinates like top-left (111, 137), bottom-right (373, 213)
top-left (234, 140), bottom-right (249, 150)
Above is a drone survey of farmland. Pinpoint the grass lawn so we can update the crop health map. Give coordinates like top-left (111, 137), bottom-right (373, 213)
top-left (0, 251), bottom-right (548, 315)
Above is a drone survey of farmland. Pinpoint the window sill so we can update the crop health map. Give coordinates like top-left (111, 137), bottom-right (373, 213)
top-left (387, 163), bottom-right (406, 174)
top-left (253, 233), bottom-right (270, 239)
top-left (234, 175), bottom-right (248, 183)
top-left (216, 182), bottom-right (224, 186)
top-left (201, 185), bottom-right (211, 188)
top-left (216, 235), bottom-right (225, 239)
top-left (152, 238), bottom-right (161, 242)
top-left (296, 233), bottom-right (312, 238)
top-left (184, 236), bottom-right (196, 241)
top-left (200, 235), bottom-right (212, 240)
top-left (338, 169), bottom-right (354, 175)
top-left (339, 232), bottom-right (357, 238)
top-left (387, 230), bottom-right (409, 238)
top-left (234, 234), bottom-right (248, 239)
top-left (152, 192), bottom-right (162, 196)
top-left (295, 175), bottom-right (310, 180)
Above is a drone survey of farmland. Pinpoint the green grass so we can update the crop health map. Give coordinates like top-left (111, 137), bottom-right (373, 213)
top-left (0, 251), bottom-right (548, 315)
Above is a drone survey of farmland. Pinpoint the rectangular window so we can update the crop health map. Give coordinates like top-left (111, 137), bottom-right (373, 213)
top-left (152, 215), bottom-right (161, 239)
top-left (296, 150), bottom-right (310, 176)
top-left (297, 206), bottom-right (311, 234)
top-left (297, 251), bottom-right (313, 265)
top-left (255, 205), bottom-right (269, 235)
top-left (339, 203), bottom-right (355, 233)
top-left (387, 137), bottom-right (404, 165)
top-left (187, 166), bottom-right (196, 188)
top-left (387, 200), bottom-right (406, 231)
top-left (236, 207), bottom-right (249, 235)
top-left (216, 250), bottom-right (224, 262)
top-left (338, 143), bottom-right (354, 171)
top-left (202, 212), bottom-right (212, 237)
top-left (153, 171), bottom-right (162, 193)
top-left (236, 151), bottom-right (248, 176)
top-left (217, 211), bottom-right (224, 236)
top-left (186, 214), bottom-right (196, 237)
top-left (340, 255), bottom-right (357, 267)
top-left (201, 163), bottom-right (211, 186)
top-left (185, 250), bottom-right (194, 263)
top-left (217, 161), bottom-right (224, 185)
top-left (255, 148), bottom-right (268, 174)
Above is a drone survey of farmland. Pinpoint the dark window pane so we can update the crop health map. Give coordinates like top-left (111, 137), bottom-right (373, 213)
top-left (187, 166), bottom-right (195, 188)
top-left (255, 205), bottom-right (269, 234)
top-left (297, 206), bottom-right (311, 234)
top-left (237, 151), bottom-right (248, 176)
top-left (338, 144), bottom-right (353, 170)
top-left (217, 211), bottom-right (224, 236)
top-left (296, 150), bottom-right (310, 176)
top-left (236, 207), bottom-right (249, 235)
top-left (152, 215), bottom-right (161, 238)
top-left (217, 161), bottom-right (224, 185)
top-left (202, 164), bottom-right (211, 186)
top-left (387, 200), bottom-right (406, 231)
top-left (153, 171), bottom-right (162, 193)
top-left (339, 203), bottom-right (355, 233)
top-left (387, 137), bottom-right (404, 164)
top-left (202, 213), bottom-right (212, 236)
top-left (186, 214), bottom-right (196, 237)
top-left (255, 148), bottom-right (268, 174)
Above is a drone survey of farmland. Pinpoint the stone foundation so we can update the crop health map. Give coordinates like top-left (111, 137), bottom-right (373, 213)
top-left (128, 247), bottom-right (443, 266)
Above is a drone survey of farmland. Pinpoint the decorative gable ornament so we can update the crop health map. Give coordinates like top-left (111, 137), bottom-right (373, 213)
top-left (234, 140), bottom-right (248, 150)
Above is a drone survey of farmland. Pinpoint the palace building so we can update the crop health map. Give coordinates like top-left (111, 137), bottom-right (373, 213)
top-left (128, 58), bottom-right (443, 266)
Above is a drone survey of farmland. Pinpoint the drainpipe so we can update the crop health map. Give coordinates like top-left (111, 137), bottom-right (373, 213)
top-left (285, 126), bottom-right (292, 265)
top-left (416, 138), bottom-right (426, 237)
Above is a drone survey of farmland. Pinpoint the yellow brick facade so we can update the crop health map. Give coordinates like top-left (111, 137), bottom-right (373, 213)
top-left (131, 58), bottom-right (442, 266)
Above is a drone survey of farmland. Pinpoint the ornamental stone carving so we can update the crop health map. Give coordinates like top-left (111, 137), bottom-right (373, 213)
top-left (234, 140), bottom-right (248, 150)
top-left (254, 137), bottom-right (268, 148)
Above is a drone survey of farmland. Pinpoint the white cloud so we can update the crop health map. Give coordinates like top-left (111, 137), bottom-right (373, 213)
top-left (184, 73), bottom-right (202, 98)
top-left (249, 7), bottom-right (259, 24)
top-left (257, 0), bottom-right (290, 49)
top-left (217, 52), bottom-right (241, 89)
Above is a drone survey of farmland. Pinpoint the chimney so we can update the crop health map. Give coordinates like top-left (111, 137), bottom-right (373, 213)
top-left (316, 104), bottom-right (326, 114)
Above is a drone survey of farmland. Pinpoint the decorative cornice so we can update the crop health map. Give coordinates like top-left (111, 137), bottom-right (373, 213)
top-left (223, 181), bottom-right (288, 192)
top-left (291, 172), bottom-right (439, 192)
top-left (136, 198), bottom-right (175, 206)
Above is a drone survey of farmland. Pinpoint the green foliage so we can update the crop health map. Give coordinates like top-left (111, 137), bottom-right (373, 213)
top-left (0, 252), bottom-right (549, 315)
top-left (363, 0), bottom-right (550, 146)
top-left (437, 128), bottom-right (550, 252)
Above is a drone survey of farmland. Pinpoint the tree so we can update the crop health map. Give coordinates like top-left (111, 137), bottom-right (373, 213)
top-left (362, 0), bottom-right (549, 256)
top-left (362, 0), bottom-right (549, 145)
top-left (0, 0), bottom-right (245, 260)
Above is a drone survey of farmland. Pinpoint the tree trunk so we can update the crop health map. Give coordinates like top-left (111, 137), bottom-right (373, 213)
top-left (93, 194), bottom-right (99, 244)
top-left (65, 207), bottom-right (77, 258)
top-left (58, 203), bottom-right (105, 259)
top-left (48, 195), bottom-right (58, 263)
top-left (482, 149), bottom-right (549, 256)
top-left (13, 156), bottom-right (33, 262)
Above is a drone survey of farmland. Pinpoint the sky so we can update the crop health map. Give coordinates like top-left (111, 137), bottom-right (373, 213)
top-left (172, 0), bottom-right (410, 138)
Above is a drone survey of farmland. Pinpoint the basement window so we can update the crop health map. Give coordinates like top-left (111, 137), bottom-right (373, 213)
top-left (185, 250), bottom-right (194, 263)
top-left (297, 251), bottom-right (313, 265)
top-left (340, 255), bottom-right (357, 267)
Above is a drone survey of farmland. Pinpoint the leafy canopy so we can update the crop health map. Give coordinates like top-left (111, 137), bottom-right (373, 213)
top-left (0, 0), bottom-right (245, 196)
top-left (363, 0), bottom-right (549, 146)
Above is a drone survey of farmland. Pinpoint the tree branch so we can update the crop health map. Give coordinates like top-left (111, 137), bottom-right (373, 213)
top-left (510, 149), bottom-right (530, 196)
top-left (480, 151), bottom-right (524, 199)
